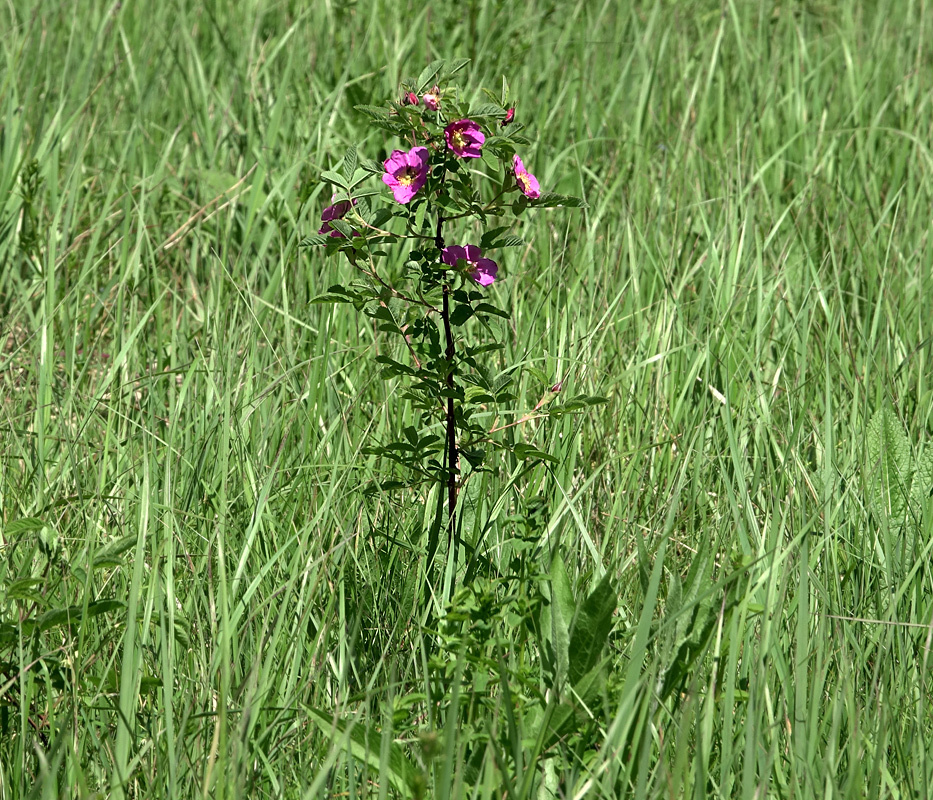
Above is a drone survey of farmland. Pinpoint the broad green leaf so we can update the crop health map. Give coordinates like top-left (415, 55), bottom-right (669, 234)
top-left (38, 600), bottom-right (125, 632)
top-left (3, 517), bottom-right (46, 537)
top-left (326, 219), bottom-right (354, 238)
top-left (320, 170), bottom-right (347, 189)
top-left (306, 707), bottom-right (418, 798)
top-left (474, 303), bottom-right (510, 320)
top-left (866, 403), bottom-right (912, 524)
top-left (449, 304), bottom-right (474, 326)
top-left (479, 226), bottom-right (510, 249)
top-left (568, 572), bottom-right (617, 685)
top-left (354, 104), bottom-right (390, 120)
top-left (533, 191), bottom-right (588, 209)
top-left (361, 158), bottom-right (386, 174)
top-left (444, 58), bottom-right (470, 79)
top-left (911, 446), bottom-right (933, 506)
top-left (341, 146), bottom-right (358, 180)
top-left (468, 103), bottom-right (505, 118)
top-left (299, 234), bottom-right (332, 248)
top-left (347, 168), bottom-right (369, 190)
top-left (512, 444), bottom-right (559, 464)
top-left (93, 534), bottom-right (138, 568)
top-left (548, 551), bottom-right (575, 690)
top-left (416, 60), bottom-right (445, 92)
top-left (375, 355), bottom-right (418, 377)
top-left (5, 577), bottom-right (44, 603)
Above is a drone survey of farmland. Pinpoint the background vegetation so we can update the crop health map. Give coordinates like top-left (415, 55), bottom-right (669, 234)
top-left (2, 0), bottom-right (933, 797)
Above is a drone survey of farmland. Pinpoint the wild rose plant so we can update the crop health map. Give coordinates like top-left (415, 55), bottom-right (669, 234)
top-left (303, 60), bottom-right (587, 582)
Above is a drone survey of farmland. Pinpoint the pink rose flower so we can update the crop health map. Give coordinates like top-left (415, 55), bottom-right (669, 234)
top-left (422, 86), bottom-right (440, 111)
top-left (442, 244), bottom-right (498, 287)
top-left (444, 119), bottom-right (485, 158)
top-left (382, 146), bottom-right (429, 204)
top-left (512, 154), bottom-right (540, 199)
top-left (318, 196), bottom-right (359, 237)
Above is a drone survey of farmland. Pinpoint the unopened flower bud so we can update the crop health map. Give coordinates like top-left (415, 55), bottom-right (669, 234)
top-left (501, 108), bottom-right (515, 127)
top-left (405, 91), bottom-right (419, 106)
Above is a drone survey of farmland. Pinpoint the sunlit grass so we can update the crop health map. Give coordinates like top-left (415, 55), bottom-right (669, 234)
top-left (2, 1), bottom-right (933, 797)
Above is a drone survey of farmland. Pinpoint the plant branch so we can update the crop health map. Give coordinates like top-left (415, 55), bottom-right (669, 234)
top-left (436, 206), bottom-right (459, 581)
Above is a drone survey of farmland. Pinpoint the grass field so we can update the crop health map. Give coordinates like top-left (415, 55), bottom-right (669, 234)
top-left (3, 1), bottom-right (933, 797)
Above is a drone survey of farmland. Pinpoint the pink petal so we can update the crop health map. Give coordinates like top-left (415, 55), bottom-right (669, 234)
top-left (407, 146), bottom-right (430, 172)
top-left (471, 259), bottom-right (498, 286)
top-left (383, 150), bottom-right (410, 173)
top-left (442, 245), bottom-right (468, 267)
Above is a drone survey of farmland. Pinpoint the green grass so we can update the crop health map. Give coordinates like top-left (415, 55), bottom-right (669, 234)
top-left (3, 0), bottom-right (933, 797)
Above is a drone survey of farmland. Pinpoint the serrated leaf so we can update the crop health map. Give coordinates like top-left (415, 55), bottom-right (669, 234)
top-left (444, 58), bottom-right (470, 78)
top-left (479, 226), bottom-right (511, 249)
top-left (361, 158), bottom-right (385, 174)
top-left (568, 572), bottom-right (616, 686)
top-left (533, 192), bottom-right (588, 209)
top-left (299, 234), bottom-right (332, 248)
top-left (341, 146), bottom-right (358, 180)
top-left (374, 355), bottom-right (417, 376)
top-left (365, 207), bottom-right (395, 229)
top-left (911, 446), bottom-right (933, 506)
top-left (347, 168), bottom-right (369, 190)
top-left (490, 235), bottom-right (526, 249)
top-left (866, 404), bottom-right (912, 524)
top-left (512, 444), bottom-right (559, 463)
top-left (321, 170), bottom-right (347, 189)
top-left (474, 302), bottom-right (510, 319)
top-left (34, 600), bottom-right (125, 632)
top-left (327, 219), bottom-right (355, 238)
top-left (549, 551), bottom-right (575, 690)
top-left (93, 534), bottom-right (137, 568)
top-left (310, 292), bottom-right (357, 304)
top-left (449, 304), bottom-right (474, 326)
top-left (354, 104), bottom-right (390, 119)
top-left (416, 60), bottom-right (445, 92)
top-left (306, 707), bottom-right (418, 797)
top-left (3, 518), bottom-right (46, 537)
top-left (468, 103), bottom-right (505, 118)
